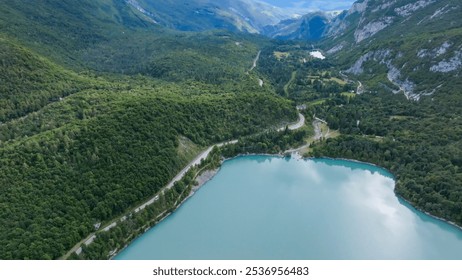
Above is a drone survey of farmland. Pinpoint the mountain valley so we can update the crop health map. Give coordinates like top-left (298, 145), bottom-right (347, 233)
top-left (0, 0), bottom-right (461, 260)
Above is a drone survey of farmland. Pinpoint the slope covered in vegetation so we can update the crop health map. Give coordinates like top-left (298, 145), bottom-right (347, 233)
top-left (0, 0), bottom-right (297, 259)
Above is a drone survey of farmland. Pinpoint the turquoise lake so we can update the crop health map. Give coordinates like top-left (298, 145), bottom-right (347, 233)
top-left (115, 156), bottom-right (462, 260)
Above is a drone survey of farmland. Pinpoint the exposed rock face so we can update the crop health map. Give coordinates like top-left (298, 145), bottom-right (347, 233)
top-left (325, 13), bottom-right (349, 38)
top-left (394, 0), bottom-right (436, 17)
top-left (436, 42), bottom-right (452, 56)
top-left (372, 0), bottom-right (398, 13)
top-left (347, 0), bottom-right (369, 16)
top-left (325, 0), bottom-right (369, 39)
top-left (430, 51), bottom-right (462, 73)
top-left (326, 43), bottom-right (345, 55)
top-left (125, 0), bottom-right (157, 23)
top-left (318, 0), bottom-right (460, 102)
top-left (429, 4), bottom-right (454, 20)
top-left (346, 52), bottom-right (373, 75)
top-left (418, 41), bottom-right (452, 58)
top-left (385, 61), bottom-right (417, 100)
top-left (346, 50), bottom-right (390, 75)
top-left (345, 49), bottom-right (441, 101)
top-left (354, 17), bottom-right (394, 43)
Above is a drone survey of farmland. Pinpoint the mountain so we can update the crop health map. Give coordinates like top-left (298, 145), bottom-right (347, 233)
top-left (305, 0), bottom-right (462, 233)
top-left (125, 0), bottom-right (299, 34)
top-left (124, 0), bottom-right (339, 40)
top-left (0, 0), bottom-right (298, 260)
top-left (1, 0), bottom-right (462, 261)
top-left (321, 0), bottom-right (462, 100)
top-left (262, 12), bottom-right (333, 40)
top-left (255, 0), bottom-right (462, 239)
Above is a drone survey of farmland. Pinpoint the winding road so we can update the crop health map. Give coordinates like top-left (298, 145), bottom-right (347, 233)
top-left (284, 116), bottom-right (329, 155)
top-left (357, 81), bottom-right (364, 94)
top-left (63, 112), bottom-right (305, 259)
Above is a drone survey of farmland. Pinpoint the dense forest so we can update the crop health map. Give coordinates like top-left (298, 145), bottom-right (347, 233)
top-left (258, 43), bottom-right (356, 102)
top-left (0, 79), bottom-right (296, 259)
top-left (1, 0), bottom-right (462, 260)
top-left (253, 40), bottom-right (462, 227)
top-left (72, 146), bottom-right (224, 260)
top-left (74, 127), bottom-right (311, 260)
top-left (308, 84), bottom-right (462, 226)
top-left (0, 1), bottom-right (298, 259)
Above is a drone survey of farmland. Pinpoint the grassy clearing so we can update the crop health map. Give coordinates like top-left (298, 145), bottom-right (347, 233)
top-left (329, 77), bottom-right (347, 85)
top-left (308, 99), bottom-right (328, 106)
top-left (341, 92), bottom-right (357, 98)
top-left (273, 51), bottom-right (290, 60)
top-left (284, 71), bottom-right (297, 97)
top-left (177, 136), bottom-right (202, 161)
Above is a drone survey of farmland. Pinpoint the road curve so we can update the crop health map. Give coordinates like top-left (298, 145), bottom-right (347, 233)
top-left (289, 113), bottom-right (305, 130)
top-left (65, 114), bottom-right (304, 258)
top-left (166, 114), bottom-right (303, 193)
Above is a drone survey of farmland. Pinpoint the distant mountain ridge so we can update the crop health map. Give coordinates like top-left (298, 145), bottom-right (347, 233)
top-left (119, 0), bottom-right (350, 41)
top-left (262, 12), bottom-right (336, 40)
top-left (124, 0), bottom-right (302, 34)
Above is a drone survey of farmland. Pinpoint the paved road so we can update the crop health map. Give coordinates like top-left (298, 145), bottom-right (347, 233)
top-left (66, 114), bottom-right (304, 258)
top-left (357, 81), bottom-right (364, 94)
top-left (289, 113), bottom-right (305, 130)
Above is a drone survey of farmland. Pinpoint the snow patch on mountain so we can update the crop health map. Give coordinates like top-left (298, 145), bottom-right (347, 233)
top-left (394, 0), bottom-right (436, 17)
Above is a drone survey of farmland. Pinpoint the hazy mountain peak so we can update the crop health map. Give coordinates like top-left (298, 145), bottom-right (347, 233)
top-left (123, 0), bottom-right (304, 34)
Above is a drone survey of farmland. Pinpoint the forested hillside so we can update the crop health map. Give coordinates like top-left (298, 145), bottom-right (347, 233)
top-left (0, 0), bottom-right (297, 259)
top-left (0, 37), bottom-right (97, 122)
top-left (1, 0), bottom-right (462, 260)
top-left (304, 0), bottom-right (462, 226)
top-left (0, 85), bottom-right (295, 259)
top-left (252, 16), bottom-right (462, 227)
top-left (308, 84), bottom-right (462, 225)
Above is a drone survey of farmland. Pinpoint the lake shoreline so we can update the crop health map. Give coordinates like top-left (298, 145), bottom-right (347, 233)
top-left (190, 152), bottom-right (462, 233)
top-left (311, 156), bottom-right (462, 232)
top-left (397, 193), bottom-right (462, 232)
top-left (115, 153), bottom-right (462, 260)
top-left (114, 149), bottom-right (462, 259)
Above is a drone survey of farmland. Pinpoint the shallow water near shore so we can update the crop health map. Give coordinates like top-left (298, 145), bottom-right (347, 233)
top-left (115, 155), bottom-right (462, 260)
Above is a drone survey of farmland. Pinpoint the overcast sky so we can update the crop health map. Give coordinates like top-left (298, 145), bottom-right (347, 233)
top-left (261, 0), bottom-right (356, 11)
